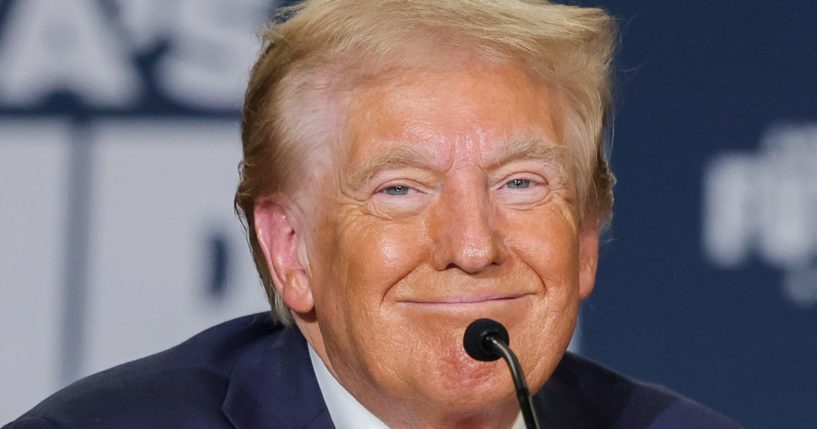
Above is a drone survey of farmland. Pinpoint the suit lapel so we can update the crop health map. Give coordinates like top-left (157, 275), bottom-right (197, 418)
top-left (534, 373), bottom-right (606, 429)
top-left (532, 353), bottom-right (611, 429)
top-left (222, 324), bottom-right (334, 429)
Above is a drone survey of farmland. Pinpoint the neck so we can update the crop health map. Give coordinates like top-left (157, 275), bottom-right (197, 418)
top-left (340, 370), bottom-right (521, 429)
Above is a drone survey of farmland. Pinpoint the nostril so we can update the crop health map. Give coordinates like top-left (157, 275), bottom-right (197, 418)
top-left (444, 263), bottom-right (458, 270)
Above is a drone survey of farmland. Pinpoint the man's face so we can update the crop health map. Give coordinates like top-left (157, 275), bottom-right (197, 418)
top-left (265, 61), bottom-right (599, 420)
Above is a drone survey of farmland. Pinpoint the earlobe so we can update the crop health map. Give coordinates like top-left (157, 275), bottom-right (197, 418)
top-left (577, 225), bottom-right (600, 301)
top-left (254, 196), bottom-right (315, 314)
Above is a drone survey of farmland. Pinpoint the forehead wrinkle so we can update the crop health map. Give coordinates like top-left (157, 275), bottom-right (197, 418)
top-left (344, 143), bottom-right (441, 189)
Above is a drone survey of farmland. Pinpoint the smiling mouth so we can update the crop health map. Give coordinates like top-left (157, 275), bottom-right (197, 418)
top-left (398, 294), bottom-right (530, 306)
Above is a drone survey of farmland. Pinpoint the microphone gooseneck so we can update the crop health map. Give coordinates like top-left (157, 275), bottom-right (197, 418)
top-left (463, 319), bottom-right (541, 429)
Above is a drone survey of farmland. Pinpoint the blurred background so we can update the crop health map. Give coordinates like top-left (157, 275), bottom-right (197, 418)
top-left (0, 0), bottom-right (814, 427)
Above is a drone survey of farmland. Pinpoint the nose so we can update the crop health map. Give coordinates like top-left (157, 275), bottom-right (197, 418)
top-left (431, 181), bottom-right (508, 273)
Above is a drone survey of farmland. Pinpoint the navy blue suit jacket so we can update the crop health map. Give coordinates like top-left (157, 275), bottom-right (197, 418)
top-left (5, 313), bottom-right (741, 428)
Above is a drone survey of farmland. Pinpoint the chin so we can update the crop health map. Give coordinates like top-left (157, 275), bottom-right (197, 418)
top-left (420, 363), bottom-right (520, 421)
top-left (408, 333), bottom-right (522, 409)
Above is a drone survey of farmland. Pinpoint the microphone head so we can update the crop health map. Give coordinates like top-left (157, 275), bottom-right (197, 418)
top-left (463, 318), bottom-right (510, 362)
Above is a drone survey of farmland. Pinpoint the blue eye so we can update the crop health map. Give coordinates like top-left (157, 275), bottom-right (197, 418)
top-left (383, 185), bottom-right (410, 196)
top-left (505, 178), bottom-right (531, 189)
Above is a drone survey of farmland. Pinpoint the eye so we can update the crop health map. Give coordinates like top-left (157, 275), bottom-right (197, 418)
top-left (371, 182), bottom-right (430, 217)
top-left (381, 184), bottom-right (411, 196)
top-left (504, 178), bottom-right (531, 189)
top-left (495, 173), bottom-right (550, 206)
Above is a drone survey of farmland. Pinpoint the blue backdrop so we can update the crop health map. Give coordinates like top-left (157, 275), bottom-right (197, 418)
top-left (574, 1), bottom-right (817, 427)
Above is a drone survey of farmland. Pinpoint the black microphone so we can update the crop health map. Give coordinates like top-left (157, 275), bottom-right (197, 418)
top-left (463, 319), bottom-right (541, 429)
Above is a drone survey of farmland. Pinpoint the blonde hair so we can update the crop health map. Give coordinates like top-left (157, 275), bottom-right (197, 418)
top-left (235, 0), bottom-right (617, 323)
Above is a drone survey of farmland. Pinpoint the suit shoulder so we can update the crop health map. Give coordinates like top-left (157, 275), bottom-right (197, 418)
top-left (3, 416), bottom-right (59, 429)
top-left (552, 353), bottom-right (743, 428)
top-left (6, 313), bottom-right (282, 429)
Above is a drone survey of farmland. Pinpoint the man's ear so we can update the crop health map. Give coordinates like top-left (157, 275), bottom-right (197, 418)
top-left (578, 221), bottom-right (600, 301)
top-left (253, 196), bottom-right (314, 314)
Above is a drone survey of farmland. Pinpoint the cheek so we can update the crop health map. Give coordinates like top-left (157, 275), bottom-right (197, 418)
top-left (503, 204), bottom-right (581, 284)
top-left (332, 217), bottom-right (430, 305)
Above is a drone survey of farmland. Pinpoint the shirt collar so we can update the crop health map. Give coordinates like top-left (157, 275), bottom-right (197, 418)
top-left (309, 345), bottom-right (389, 429)
top-left (308, 345), bottom-right (524, 429)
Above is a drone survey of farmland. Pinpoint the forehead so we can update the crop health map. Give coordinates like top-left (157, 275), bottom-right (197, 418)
top-left (337, 62), bottom-right (563, 170)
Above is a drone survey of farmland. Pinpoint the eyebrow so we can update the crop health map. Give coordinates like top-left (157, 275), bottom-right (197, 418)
top-left (344, 136), bottom-right (569, 189)
top-left (484, 137), bottom-right (568, 173)
top-left (345, 144), bottom-right (439, 189)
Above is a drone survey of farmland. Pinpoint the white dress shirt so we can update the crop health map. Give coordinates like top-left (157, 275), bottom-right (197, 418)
top-left (308, 346), bottom-right (525, 429)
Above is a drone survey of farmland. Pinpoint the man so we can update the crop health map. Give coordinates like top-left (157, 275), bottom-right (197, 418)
top-left (6, 0), bottom-right (741, 428)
